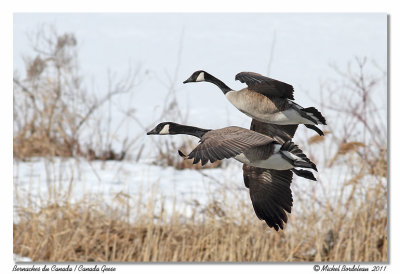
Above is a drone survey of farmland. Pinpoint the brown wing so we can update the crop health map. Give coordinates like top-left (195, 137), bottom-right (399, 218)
top-left (250, 119), bottom-right (298, 144)
top-left (235, 72), bottom-right (294, 100)
top-left (187, 127), bottom-right (275, 165)
top-left (243, 120), bottom-right (297, 230)
top-left (243, 165), bottom-right (293, 231)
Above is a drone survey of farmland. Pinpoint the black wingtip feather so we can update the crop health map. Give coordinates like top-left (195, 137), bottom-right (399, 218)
top-left (281, 141), bottom-right (318, 171)
top-left (243, 166), bottom-right (294, 231)
top-left (292, 169), bottom-right (317, 181)
top-left (304, 124), bottom-right (324, 136)
top-left (303, 107), bottom-right (327, 125)
top-left (192, 157), bottom-right (200, 165)
top-left (311, 163), bottom-right (318, 172)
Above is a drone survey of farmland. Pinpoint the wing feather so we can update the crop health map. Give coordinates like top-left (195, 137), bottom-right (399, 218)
top-left (187, 127), bottom-right (275, 165)
top-left (235, 72), bottom-right (294, 100)
top-left (243, 165), bottom-right (293, 231)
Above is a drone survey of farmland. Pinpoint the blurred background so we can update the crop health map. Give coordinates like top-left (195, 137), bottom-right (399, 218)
top-left (13, 13), bottom-right (387, 262)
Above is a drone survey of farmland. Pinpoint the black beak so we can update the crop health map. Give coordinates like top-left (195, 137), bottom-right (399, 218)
top-left (147, 129), bottom-right (157, 135)
top-left (183, 77), bottom-right (192, 84)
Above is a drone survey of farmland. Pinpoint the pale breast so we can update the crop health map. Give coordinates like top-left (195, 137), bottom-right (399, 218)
top-left (225, 90), bottom-right (303, 124)
top-left (226, 90), bottom-right (288, 113)
top-left (234, 151), bottom-right (294, 170)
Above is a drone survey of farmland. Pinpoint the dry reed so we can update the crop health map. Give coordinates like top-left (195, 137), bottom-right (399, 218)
top-left (13, 153), bottom-right (387, 262)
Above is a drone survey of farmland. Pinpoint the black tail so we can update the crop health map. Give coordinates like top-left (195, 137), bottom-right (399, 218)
top-left (292, 169), bottom-right (317, 181)
top-left (304, 124), bottom-right (324, 136)
top-left (302, 107), bottom-right (327, 125)
top-left (280, 141), bottom-right (318, 171)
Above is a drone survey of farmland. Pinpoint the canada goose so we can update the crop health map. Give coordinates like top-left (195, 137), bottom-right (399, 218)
top-left (147, 122), bottom-right (317, 230)
top-left (183, 70), bottom-right (326, 136)
top-left (147, 122), bottom-right (316, 174)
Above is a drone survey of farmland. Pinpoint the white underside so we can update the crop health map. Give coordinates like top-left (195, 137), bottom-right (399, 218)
top-left (234, 152), bottom-right (294, 170)
top-left (253, 109), bottom-right (314, 125)
top-left (233, 143), bottom-right (308, 170)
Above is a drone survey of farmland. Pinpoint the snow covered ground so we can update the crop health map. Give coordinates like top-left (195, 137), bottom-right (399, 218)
top-left (13, 253), bottom-right (32, 262)
top-left (14, 155), bottom-right (384, 222)
top-left (13, 157), bottom-right (247, 221)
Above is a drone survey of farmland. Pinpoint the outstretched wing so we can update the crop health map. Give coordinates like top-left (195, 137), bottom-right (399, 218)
top-left (235, 72), bottom-right (294, 100)
top-left (188, 127), bottom-right (275, 165)
top-left (243, 165), bottom-right (293, 231)
top-left (242, 120), bottom-right (297, 231)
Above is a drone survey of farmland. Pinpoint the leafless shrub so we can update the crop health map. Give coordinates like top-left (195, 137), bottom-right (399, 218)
top-left (145, 31), bottom-right (221, 170)
top-left (297, 57), bottom-right (387, 260)
top-left (313, 57), bottom-right (387, 168)
top-left (13, 25), bottom-right (141, 160)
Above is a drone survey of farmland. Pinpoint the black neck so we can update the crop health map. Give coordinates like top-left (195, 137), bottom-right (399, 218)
top-left (170, 124), bottom-right (210, 139)
top-left (205, 73), bottom-right (232, 94)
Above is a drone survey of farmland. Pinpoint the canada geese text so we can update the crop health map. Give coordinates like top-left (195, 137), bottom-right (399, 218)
top-left (147, 122), bottom-right (317, 230)
top-left (183, 70), bottom-right (327, 136)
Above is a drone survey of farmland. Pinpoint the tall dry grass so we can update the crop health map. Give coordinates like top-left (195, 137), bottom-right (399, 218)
top-left (13, 155), bottom-right (386, 262)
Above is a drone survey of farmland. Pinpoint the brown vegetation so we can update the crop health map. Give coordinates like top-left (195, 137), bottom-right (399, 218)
top-left (13, 157), bottom-right (386, 262)
top-left (153, 139), bottom-right (222, 170)
top-left (13, 26), bottom-right (139, 161)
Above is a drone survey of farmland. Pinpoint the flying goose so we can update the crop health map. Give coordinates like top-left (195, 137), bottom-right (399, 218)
top-left (147, 122), bottom-right (316, 172)
top-left (183, 70), bottom-right (326, 136)
top-left (147, 122), bottom-right (317, 230)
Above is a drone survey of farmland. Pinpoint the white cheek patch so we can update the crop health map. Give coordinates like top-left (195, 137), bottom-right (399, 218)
top-left (196, 72), bottom-right (205, 82)
top-left (159, 124), bottom-right (170, 135)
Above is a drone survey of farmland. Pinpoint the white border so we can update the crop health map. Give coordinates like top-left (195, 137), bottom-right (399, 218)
top-left (2, 1), bottom-right (398, 273)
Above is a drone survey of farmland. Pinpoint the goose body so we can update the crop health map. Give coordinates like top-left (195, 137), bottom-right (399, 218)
top-left (147, 122), bottom-right (317, 173)
top-left (147, 122), bottom-right (318, 231)
top-left (183, 70), bottom-right (326, 135)
top-left (226, 90), bottom-right (315, 125)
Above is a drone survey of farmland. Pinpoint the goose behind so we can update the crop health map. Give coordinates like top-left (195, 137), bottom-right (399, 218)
top-left (183, 70), bottom-right (326, 136)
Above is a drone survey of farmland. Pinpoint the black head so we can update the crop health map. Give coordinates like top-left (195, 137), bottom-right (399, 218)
top-left (147, 122), bottom-right (178, 135)
top-left (183, 70), bottom-right (207, 84)
top-left (147, 122), bottom-right (210, 139)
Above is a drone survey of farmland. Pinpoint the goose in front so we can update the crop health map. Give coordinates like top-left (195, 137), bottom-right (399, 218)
top-left (183, 70), bottom-right (327, 136)
top-left (147, 122), bottom-right (318, 230)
